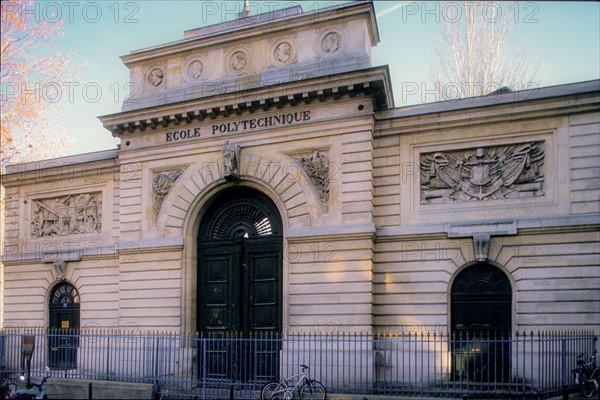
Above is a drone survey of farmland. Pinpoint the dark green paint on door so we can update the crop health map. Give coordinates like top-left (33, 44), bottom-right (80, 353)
top-left (197, 189), bottom-right (282, 382)
top-left (48, 283), bottom-right (80, 369)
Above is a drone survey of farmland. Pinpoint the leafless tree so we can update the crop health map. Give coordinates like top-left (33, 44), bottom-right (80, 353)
top-left (432, 2), bottom-right (538, 100)
top-left (1, 0), bottom-right (75, 168)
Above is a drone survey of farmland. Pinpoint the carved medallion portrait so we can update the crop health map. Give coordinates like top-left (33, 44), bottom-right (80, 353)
top-left (274, 41), bottom-right (293, 64)
top-left (321, 31), bottom-right (341, 54)
top-left (186, 60), bottom-right (204, 80)
top-left (147, 68), bottom-right (164, 87)
top-left (230, 51), bottom-right (248, 72)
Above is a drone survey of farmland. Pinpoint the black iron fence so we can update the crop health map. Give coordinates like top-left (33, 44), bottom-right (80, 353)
top-left (0, 327), bottom-right (596, 399)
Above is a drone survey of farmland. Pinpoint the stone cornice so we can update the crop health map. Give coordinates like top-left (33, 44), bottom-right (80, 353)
top-left (376, 215), bottom-right (600, 241)
top-left (121, 2), bottom-right (379, 66)
top-left (375, 80), bottom-right (600, 135)
top-left (98, 67), bottom-right (393, 137)
top-left (3, 217), bottom-right (596, 265)
top-left (1, 150), bottom-right (119, 185)
top-left (1, 237), bottom-right (184, 265)
top-left (287, 223), bottom-right (376, 242)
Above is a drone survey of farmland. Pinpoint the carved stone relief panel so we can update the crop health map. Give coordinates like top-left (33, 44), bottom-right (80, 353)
top-left (293, 150), bottom-right (330, 209)
top-left (420, 141), bottom-right (545, 204)
top-left (152, 169), bottom-right (184, 222)
top-left (31, 192), bottom-right (102, 237)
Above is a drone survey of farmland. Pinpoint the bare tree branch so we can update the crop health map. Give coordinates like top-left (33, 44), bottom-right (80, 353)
top-left (432, 1), bottom-right (538, 100)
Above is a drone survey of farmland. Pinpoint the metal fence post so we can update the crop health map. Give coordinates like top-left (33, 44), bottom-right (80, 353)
top-left (561, 337), bottom-right (567, 389)
top-left (202, 335), bottom-right (207, 400)
top-left (105, 333), bottom-right (111, 380)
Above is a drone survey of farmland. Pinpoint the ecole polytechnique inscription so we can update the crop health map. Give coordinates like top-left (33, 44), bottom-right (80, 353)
top-left (165, 110), bottom-right (311, 142)
top-left (31, 192), bottom-right (102, 237)
top-left (420, 141), bottom-right (545, 204)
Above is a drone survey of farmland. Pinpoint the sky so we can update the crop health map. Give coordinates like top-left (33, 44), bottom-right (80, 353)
top-left (14, 1), bottom-right (600, 157)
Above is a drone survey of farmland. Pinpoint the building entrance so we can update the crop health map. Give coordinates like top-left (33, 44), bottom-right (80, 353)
top-left (451, 263), bottom-right (512, 382)
top-left (48, 283), bottom-right (80, 369)
top-left (197, 188), bottom-right (282, 381)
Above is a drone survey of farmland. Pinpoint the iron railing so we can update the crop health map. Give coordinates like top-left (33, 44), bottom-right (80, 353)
top-left (0, 328), bottom-right (596, 399)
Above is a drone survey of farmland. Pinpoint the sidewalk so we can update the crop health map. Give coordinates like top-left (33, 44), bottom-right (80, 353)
top-left (324, 394), bottom-right (586, 400)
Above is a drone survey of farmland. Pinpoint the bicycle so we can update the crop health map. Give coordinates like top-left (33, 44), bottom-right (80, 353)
top-left (260, 364), bottom-right (326, 400)
top-left (573, 350), bottom-right (599, 398)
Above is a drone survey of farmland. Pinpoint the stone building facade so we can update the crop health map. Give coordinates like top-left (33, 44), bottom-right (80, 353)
top-left (1, 2), bottom-right (599, 343)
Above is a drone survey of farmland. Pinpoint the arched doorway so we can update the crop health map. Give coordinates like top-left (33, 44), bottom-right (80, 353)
top-left (451, 263), bottom-right (512, 382)
top-left (48, 282), bottom-right (80, 369)
top-left (197, 188), bottom-right (283, 381)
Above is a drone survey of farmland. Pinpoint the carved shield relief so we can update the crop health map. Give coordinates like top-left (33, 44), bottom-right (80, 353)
top-left (420, 142), bottom-right (545, 204)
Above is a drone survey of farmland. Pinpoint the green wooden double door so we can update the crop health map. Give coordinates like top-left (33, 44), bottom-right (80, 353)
top-left (198, 236), bottom-right (282, 336)
top-left (198, 237), bottom-right (282, 382)
top-left (197, 190), bottom-right (283, 381)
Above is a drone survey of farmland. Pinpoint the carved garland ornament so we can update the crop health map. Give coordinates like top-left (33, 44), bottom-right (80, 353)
top-left (31, 192), bottom-right (101, 237)
top-left (294, 151), bottom-right (330, 209)
top-left (420, 142), bottom-right (545, 204)
top-left (152, 169), bottom-right (184, 221)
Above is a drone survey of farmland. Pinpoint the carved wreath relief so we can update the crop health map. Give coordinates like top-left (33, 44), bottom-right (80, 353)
top-left (152, 169), bottom-right (184, 221)
top-left (294, 151), bottom-right (330, 209)
top-left (31, 192), bottom-right (101, 237)
top-left (420, 142), bottom-right (545, 204)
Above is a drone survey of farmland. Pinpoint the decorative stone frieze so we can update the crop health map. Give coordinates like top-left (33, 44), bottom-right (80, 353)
top-left (31, 192), bottom-right (101, 237)
top-left (293, 150), bottom-right (330, 209)
top-left (116, 3), bottom-right (378, 113)
top-left (152, 169), bottom-right (184, 221)
top-left (420, 141), bottom-right (545, 204)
